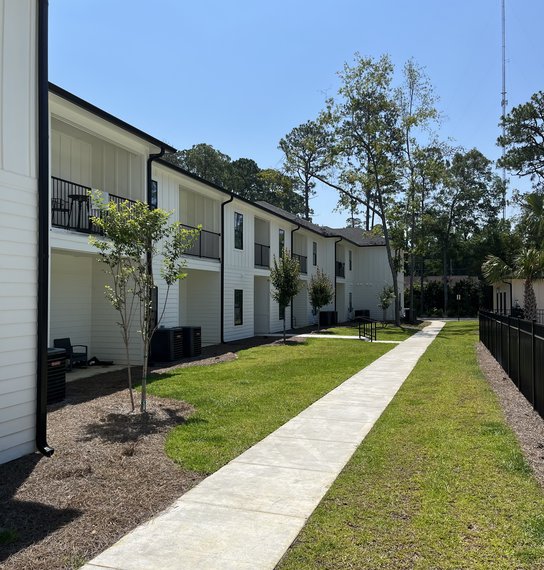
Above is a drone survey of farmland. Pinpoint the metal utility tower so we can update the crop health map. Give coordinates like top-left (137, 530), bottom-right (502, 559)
top-left (501, 0), bottom-right (507, 219)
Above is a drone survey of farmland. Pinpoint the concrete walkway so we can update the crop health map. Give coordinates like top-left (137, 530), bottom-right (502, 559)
top-left (82, 321), bottom-right (445, 570)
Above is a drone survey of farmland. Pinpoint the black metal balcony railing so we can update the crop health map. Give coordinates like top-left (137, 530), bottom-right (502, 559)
top-left (180, 224), bottom-right (220, 260)
top-left (255, 243), bottom-right (270, 268)
top-left (293, 253), bottom-right (308, 274)
top-left (336, 261), bottom-right (346, 278)
top-left (51, 176), bottom-right (136, 235)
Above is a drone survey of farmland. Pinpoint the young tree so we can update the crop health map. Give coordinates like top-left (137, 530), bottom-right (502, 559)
top-left (378, 285), bottom-right (396, 324)
top-left (270, 250), bottom-right (303, 342)
top-left (90, 194), bottom-right (199, 412)
top-left (308, 268), bottom-right (334, 331)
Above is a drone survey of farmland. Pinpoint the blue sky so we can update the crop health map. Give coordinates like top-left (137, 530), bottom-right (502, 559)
top-left (49, 0), bottom-right (543, 227)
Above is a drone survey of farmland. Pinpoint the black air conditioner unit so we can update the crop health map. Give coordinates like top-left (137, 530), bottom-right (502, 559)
top-left (150, 327), bottom-right (184, 362)
top-left (181, 326), bottom-right (202, 357)
top-left (47, 347), bottom-right (66, 404)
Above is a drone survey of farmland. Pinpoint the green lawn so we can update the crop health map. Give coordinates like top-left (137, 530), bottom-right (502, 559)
top-left (278, 321), bottom-right (544, 570)
top-left (147, 339), bottom-right (392, 473)
top-left (327, 323), bottom-right (423, 341)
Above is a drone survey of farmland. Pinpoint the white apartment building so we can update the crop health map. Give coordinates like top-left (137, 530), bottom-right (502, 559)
top-left (0, 1), bottom-right (401, 464)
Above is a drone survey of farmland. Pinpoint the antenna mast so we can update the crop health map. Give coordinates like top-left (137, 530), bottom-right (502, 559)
top-left (501, 0), bottom-right (507, 219)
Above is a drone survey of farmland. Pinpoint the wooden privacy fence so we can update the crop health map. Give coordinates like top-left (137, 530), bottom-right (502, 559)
top-left (479, 310), bottom-right (544, 418)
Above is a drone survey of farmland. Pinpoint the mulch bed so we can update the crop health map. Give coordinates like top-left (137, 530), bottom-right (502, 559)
top-left (3, 334), bottom-right (541, 569)
top-left (0, 334), bottom-right (304, 569)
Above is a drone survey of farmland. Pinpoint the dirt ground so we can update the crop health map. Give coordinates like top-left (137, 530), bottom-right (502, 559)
top-left (1, 334), bottom-right (544, 569)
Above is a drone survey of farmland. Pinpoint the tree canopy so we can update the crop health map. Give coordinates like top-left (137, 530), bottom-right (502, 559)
top-left (163, 144), bottom-right (306, 216)
top-left (498, 91), bottom-right (544, 189)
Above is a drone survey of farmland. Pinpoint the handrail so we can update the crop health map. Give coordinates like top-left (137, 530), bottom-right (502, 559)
top-left (357, 316), bottom-right (378, 342)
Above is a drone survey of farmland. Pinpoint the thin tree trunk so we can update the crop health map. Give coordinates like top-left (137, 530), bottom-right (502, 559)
top-left (124, 339), bottom-right (135, 413)
top-left (442, 247), bottom-right (448, 317)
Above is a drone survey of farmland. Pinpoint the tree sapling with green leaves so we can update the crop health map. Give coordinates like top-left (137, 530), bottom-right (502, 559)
top-left (89, 192), bottom-right (199, 413)
top-left (378, 285), bottom-right (396, 324)
top-left (270, 249), bottom-right (303, 342)
top-left (308, 268), bottom-right (334, 331)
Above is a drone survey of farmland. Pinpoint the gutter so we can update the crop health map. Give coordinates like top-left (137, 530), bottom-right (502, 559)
top-left (290, 224), bottom-right (301, 330)
top-left (220, 194), bottom-right (235, 342)
top-left (36, 0), bottom-right (53, 457)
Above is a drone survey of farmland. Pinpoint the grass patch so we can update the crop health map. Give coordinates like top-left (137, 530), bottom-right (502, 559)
top-left (147, 339), bottom-right (392, 473)
top-left (278, 321), bottom-right (544, 569)
top-left (327, 323), bottom-right (423, 341)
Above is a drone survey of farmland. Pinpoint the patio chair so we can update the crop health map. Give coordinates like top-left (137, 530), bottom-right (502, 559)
top-left (53, 338), bottom-right (88, 371)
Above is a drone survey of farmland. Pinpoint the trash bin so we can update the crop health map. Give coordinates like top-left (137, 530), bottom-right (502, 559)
top-left (47, 347), bottom-right (66, 404)
top-left (319, 311), bottom-right (338, 327)
top-left (403, 308), bottom-right (417, 324)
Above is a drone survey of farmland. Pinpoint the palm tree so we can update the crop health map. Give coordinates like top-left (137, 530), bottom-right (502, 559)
top-left (482, 249), bottom-right (544, 321)
top-left (519, 192), bottom-right (544, 248)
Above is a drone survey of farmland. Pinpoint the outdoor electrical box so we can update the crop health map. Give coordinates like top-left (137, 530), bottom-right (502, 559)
top-left (150, 327), bottom-right (184, 362)
top-left (47, 347), bottom-right (66, 404)
top-left (181, 326), bottom-right (202, 357)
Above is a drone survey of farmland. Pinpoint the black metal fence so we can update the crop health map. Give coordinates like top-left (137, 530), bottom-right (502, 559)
top-left (180, 223), bottom-right (220, 260)
top-left (293, 253), bottom-right (308, 274)
top-left (254, 242), bottom-right (270, 268)
top-left (335, 261), bottom-right (345, 278)
top-left (479, 310), bottom-right (544, 418)
top-left (51, 176), bottom-right (136, 234)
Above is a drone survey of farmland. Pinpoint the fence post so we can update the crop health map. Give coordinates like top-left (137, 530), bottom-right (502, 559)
top-left (532, 320), bottom-right (536, 409)
top-left (517, 317), bottom-right (521, 389)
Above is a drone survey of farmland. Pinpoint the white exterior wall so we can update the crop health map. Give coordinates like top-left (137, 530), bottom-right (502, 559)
top-left (493, 280), bottom-right (544, 315)
top-left (268, 219), bottom-right (289, 333)
top-left (50, 253), bottom-right (93, 350)
top-left (353, 246), bottom-right (397, 320)
top-left (179, 270), bottom-right (221, 346)
top-left (49, 252), bottom-right (143, 365)
top-left (0, 0), bottom-right (38, 463)
top-left (254, 276), bottom-right (270, 334)
top-left (49, 96), bottom-right (150, 201)
top-left (223, 202), bottom-right (255, 341)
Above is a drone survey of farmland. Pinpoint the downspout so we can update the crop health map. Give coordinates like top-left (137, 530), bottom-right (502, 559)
top-left (290, 224), bottom-right (301, 330)
top-left (147, 149), bottom-right (166, 207)
top-left (220, 194), bottom-right (234, 343)
top-left (146, 147), bottom-right (166, 330)
top-left (36, 0), bottom-right (53, 457)
top-left (333, 237), bottom-right (342, 319)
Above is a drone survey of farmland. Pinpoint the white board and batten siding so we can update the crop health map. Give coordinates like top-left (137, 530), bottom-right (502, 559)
top-left (0, 0), bottom-right (39, 464)
top-left (223, 202), bottom-right (255, 341)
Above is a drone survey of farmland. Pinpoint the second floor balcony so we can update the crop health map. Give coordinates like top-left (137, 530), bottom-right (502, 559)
top-left (255, 243), bottom-right (270, 268)
top-left (51, 177), bottom-right (136, 235)
top-left (293, 253), bottom-right (308, 274)
top-left (336, 261), bottom-right (346, 278)
top-left (52, 177), bottom-right (221, 261)
top-left (181, 224), bottom-right (220, 260)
